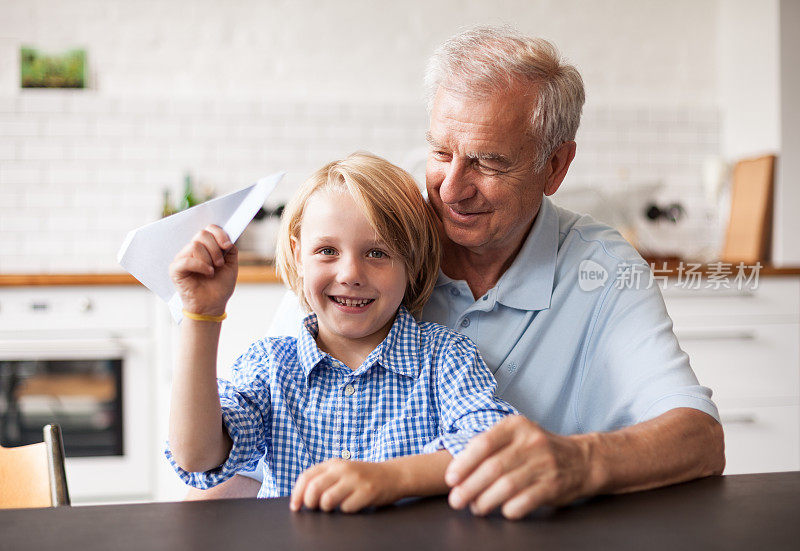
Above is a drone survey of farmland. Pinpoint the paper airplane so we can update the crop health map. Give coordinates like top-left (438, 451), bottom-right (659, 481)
top-left (117, 172), bottom-right (285, 322)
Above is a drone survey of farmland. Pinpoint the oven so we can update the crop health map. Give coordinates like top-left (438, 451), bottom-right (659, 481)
top-left (0, 286), bottom-right (155, 503)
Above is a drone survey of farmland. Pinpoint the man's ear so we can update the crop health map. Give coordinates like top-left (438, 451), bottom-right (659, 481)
top-left (291, 235), bottom-right (303, 277)
top-left (544, 140), bottom-right (577, 196)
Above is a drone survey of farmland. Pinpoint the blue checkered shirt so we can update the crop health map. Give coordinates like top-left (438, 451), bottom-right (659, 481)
top-left (165, 305), bottom-right (517, 497)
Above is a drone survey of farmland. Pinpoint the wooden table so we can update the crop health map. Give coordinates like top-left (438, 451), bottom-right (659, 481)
top-left (1, 472), bottom-right (798, 550)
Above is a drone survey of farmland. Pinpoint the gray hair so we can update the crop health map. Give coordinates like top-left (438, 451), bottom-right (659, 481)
top-left (424, 26), bottom-right (585, 171)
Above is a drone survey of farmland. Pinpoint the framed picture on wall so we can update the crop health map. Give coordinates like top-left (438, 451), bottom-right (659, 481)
top-left (20, 47), bottom-right (87, 89)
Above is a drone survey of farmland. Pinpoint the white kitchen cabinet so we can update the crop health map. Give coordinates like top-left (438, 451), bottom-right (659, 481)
top-left (663, 277), bottom-right (800, 474)
top-left (718, 404), bottom-right (800, 473)
top-left (674, 323), bottom-right (799, 404)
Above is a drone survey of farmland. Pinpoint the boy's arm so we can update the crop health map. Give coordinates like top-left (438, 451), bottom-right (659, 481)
top-left (167, 225), bottom-right (238, 472)
top-left (184, 290), bottom-right (302, 500)
top-left (168, 317), bottom-right (232, 472)
top-left (386, 449), bottom-right (453, 497)
top-left (184, 473), bottom-right (263, 500)
top-left (426, 334), bottom-right (518, 457)
top-left (290, 450), bottom-right (452, 513)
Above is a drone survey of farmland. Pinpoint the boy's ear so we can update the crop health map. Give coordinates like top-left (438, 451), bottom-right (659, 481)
top-left (291, 236), bottom-right (303, 277)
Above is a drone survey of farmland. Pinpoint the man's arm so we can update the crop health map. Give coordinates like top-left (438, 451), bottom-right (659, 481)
top-left (446, 407), bottom-right (724, 519)
top-left (444, 255), bottom-right (724, 519)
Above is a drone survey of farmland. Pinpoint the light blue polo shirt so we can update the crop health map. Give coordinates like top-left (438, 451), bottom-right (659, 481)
top-left (420, 197), bottom-right (719, 435)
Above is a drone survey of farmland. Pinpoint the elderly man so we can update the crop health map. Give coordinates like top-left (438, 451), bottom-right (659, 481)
top-left (185, 27), bottom-right (724, 519)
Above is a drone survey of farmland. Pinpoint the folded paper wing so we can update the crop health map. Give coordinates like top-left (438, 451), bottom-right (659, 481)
top-left (117, 172), bottom-right (285, 322)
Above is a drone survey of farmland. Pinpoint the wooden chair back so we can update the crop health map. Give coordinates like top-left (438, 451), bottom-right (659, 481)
top-left (0, 424), bottom-right (70, 509)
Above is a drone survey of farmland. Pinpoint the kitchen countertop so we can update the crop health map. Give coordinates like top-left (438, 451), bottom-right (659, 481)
top-left (2, 263), bottom-right (800, 287)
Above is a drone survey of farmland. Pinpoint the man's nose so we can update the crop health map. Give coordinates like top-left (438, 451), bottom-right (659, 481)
top-left (438, 158), bottom-right (476, 205)
top-left (336, 254), bottom-right (363, 286)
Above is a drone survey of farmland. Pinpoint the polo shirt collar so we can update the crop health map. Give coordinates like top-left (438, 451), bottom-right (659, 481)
top-left (296, 306), bottom-right (421, 380)
top-left (494, 196), bottom-right (558, 311)
top-left (434, 196), bottom-right (558, 312)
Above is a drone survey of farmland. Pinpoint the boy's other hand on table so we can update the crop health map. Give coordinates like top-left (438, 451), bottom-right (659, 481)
top-left (290, 459), bottom-right (398, 513)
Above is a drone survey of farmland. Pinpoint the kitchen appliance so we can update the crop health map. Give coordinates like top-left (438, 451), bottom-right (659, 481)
top-left (0, 286), bottom-right (155, 503)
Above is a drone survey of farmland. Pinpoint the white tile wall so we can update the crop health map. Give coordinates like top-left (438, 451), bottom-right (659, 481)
top-left (0, 0), bottom-right (726, 273)
top-left (0, 93), bottom-right (719, 273)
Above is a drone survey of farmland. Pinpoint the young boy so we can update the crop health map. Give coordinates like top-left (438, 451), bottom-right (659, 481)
top-left (166, 152), bottom-right (517, 513)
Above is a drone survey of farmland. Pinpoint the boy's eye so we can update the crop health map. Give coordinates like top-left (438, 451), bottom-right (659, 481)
top-left (367, 249), bottom-right (387, 259)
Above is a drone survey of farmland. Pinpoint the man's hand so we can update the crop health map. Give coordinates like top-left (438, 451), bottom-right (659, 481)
top-left (445, 415), bottom-right (598, 520)
top-left (290, 459), bottom-right (398, 513)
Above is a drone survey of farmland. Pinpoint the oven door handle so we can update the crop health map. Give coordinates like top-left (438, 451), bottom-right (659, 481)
top-left (0, 338), bottom-right (127, 360)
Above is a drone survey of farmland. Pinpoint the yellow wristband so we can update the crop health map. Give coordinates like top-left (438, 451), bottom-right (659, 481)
top-left (182, 309), bottom-right (227, 322)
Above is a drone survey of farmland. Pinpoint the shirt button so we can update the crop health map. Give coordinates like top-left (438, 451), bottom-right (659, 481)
top-left (461, 317), bottom-right (471, 328)
top-left (343, 384), bottom-right (355, 396)
top-left (341, 449), bottom-right (351, 460)
top-left (482, 294), bottom-right (489, 301)
top-left (449, 287), bottom-right (460, 296)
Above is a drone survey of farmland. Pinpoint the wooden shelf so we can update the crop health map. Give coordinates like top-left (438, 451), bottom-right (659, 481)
top-left (0, 266), bottom-right (283, 287)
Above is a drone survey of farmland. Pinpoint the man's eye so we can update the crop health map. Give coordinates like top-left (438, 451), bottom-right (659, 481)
top-left (431, 150), bottom-right (451, 161)
top-left (367, 250), bottom-right (387, 259)
top-left (475, 162), bottom-right (502, 175)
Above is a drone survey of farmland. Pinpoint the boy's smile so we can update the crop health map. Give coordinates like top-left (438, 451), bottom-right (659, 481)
top-left (293, 189), bottom-right (407, 368)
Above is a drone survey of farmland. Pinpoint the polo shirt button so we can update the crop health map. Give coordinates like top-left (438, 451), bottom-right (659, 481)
top-left (449, 287), bottom-right (460, 297)
top-left (461, 317), bottom-right (470, 328)
top-left (482, 294), bottom-right (488, 301)
top-left (341, 449), bottom-right (351, 460)
top-left (344, 384), bottom-right (355, 396)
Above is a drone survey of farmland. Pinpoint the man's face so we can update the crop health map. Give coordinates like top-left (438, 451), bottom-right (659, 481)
top-left (425, 85), bottom-right (547, 255)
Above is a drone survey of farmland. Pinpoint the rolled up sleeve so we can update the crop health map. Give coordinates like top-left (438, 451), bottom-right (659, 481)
top-left (164, 342), bottom-right (273, 489)
top-left (424, 335), bottom-right (518, 456)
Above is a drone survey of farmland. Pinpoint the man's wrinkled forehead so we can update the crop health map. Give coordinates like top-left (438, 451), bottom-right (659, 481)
top-left (428, 89), bottom-right (536, 154)
top-left (429, 84), bottom-right (536, 129)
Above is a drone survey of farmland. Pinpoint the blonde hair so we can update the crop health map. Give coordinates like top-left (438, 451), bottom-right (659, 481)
top-left (425, 26), bottom-right (585, 171)
top-left (276, 151), bottom-right (441, 315)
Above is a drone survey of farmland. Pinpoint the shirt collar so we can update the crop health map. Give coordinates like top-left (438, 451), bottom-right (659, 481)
top-left (297, 313), bottom-right (327, 379)
top-left (378, 306), bottom-right (421, 378)
top-left (296, 305), bottom-right (421, 380)
top-left (434, 196), bottom-right (558, 312)
top-left (494, 196), bottom-right (558, 311)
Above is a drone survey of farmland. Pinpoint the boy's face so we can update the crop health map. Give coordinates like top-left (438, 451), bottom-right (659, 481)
top-left (293, 189), bottom-right (407, 354)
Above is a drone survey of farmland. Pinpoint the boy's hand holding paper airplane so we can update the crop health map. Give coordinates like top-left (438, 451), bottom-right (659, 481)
top-left (169, 225), bottom-right (237, 318)
top-left (117, 172), bottom-right (284, 322)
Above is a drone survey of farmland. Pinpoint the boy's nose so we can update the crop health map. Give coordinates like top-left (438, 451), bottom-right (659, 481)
top-left (337, 255), bottom-right (363, 286)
